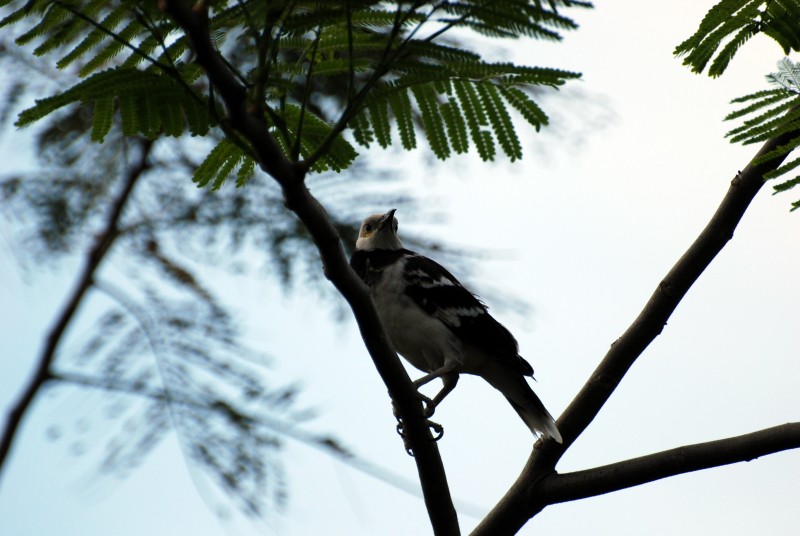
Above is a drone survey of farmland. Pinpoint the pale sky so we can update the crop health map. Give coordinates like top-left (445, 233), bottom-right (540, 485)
top-left (2, 2), bottom-right (799, 535)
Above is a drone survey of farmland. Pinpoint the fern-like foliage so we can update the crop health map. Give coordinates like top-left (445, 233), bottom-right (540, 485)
top-left (675, 0), bottom-right (800, 77)
top-left (725, 58), bottom-right (800, 209)
top-left (2, 0), bottom-right (590, 185)
top-left (17, 66), bottom-right (213, 141)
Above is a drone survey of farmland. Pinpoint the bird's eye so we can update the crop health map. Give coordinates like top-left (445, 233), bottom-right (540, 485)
top-left (364, 224), bottom-right (373, 232)
top-left (393, 221), bottom-right (398, 232)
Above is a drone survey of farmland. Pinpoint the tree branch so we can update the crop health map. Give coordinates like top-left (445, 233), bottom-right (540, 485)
top-left (540, 423), bottom-right (800, 503)
top-left (0, 138), bottom-right (153, 481)
top-left (161, 3), bottom-right (459, 533)
top-left (472, 126), bottom-right (800, 535)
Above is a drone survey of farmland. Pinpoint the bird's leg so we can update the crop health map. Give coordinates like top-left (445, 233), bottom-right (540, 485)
top-left (421, 373), bottom-right (459, 417)
top-left (412, 368), bottom-right (446, 388)
top-left (413, 366), bottom-right (458, 417)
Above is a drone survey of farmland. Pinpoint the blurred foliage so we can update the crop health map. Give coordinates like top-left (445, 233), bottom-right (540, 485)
top-left (0, 0), bottom-right (586, 520)
top-left (0, 92), bottom-right (417, 516)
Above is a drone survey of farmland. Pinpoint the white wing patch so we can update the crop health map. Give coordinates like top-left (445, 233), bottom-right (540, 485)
top-left (405, 268), bottom-right (457, 288)
top-left (437, 306), bottom-right (486, 327)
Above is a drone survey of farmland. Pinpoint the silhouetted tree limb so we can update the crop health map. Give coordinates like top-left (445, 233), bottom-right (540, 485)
top-left (161, 2), bottom-right (459, 534)
top-left (0, 138), bottom-right (153, 477)
top-left (471, 124), bottom-right (800, 536)
top-left (541, 422), bottom-right (800, 503)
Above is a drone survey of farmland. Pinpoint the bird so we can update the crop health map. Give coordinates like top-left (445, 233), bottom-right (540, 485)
top-left (350, 209), bottom-right (562, 443)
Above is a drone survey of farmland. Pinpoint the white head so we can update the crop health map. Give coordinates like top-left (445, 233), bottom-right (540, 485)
top-left (355, 209), bottom-right (403, 251)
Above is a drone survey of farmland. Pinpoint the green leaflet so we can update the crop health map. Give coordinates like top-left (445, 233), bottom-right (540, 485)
top-left (440, 99), bottom-right (469, 155)
top-left (476, 83), bottom-right (521, 161)
top-left (725, 90), bottom-right (791, 120)
top-left (726, 100), bottom-right (800, 142)
top-left (90, 94), bottom-right (114, 142)
top-left (389, 89), bottom-right (416, 151)
top-left (676, 0), bottom-right (800, 77)
top-left (412, 83), bottom-right (450, 160)
top-left (454, 79), bottom-right (494, 161)
top-left (281, 104), bottom-right (358, 173)
top-left (765, 155), bottom-right (800, 180)
top-left (349, 111), bottom-right (374, 147)
top-left (726, 58), bottom-right (800, 209)
top-left (774, 175), bottom-right (800, 195)
top-left (499, 87), bottom-right (548, 131)
top-left (708, 23), bottom-right (759, 78)
top-left (193, 139), bottom-right (250, 190)
top-left (55, 2), bottom-right (133, 70)
top-left (368, 99), bottom-right (392, 149)
top-left (751, 136), bottom-right (800, 166)
top-left (16, 67), bottom-right (213, 140)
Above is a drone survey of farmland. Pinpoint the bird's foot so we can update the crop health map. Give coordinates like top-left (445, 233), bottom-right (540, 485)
top-left (393, 400), bottom-right (444, 457)
top-left (395, 419), bottom-right (445, 456)
top-left (419, 393), bottom-right (437, 418)
top-left (392, 392), bottom-right (436, 418)
top-left (427, 420), bottom-right (444, 441)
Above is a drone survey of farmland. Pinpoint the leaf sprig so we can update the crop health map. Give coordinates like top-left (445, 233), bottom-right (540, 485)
top-left (1, 0), bottom-right (591, 185)
top-left (675, 0), bottom-right (800, 78)
top-left (725, 58), bottom-right (800, 209)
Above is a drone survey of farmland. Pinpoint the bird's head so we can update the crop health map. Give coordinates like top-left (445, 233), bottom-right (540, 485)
top-left (355, 209), bottom-right (402, 251)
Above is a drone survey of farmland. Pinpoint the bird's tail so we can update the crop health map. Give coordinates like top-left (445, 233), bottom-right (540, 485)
top-left (481, 363), bottom-right (563, 443)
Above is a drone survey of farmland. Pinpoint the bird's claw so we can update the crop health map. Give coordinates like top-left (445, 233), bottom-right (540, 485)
top-left (394, 420), bottom-right (413, 455)
top-left (392, 390), bottom-right (436, 419)
top-left (419, 394), bottom-right (436, 418)
top-left (394, 406), bottom-right (444, 457)
top-left (428, 420), bottom-right (444, 441)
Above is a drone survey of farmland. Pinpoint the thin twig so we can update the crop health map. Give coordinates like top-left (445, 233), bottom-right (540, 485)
top-left (292, 25), bottom-right (323, 161)
top-left (54, 1), bottom-right (171, 72)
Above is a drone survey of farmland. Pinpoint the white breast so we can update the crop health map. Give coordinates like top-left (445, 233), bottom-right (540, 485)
top-left (370, 259), bottom-right (464, 373)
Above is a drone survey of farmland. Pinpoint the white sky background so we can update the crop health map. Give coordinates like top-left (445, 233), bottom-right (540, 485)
top-left (2, 1), bottom-right (800, 535)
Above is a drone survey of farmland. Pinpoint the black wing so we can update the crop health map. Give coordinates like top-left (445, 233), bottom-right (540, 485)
top-left (402, 253), bottom-right (533, 376)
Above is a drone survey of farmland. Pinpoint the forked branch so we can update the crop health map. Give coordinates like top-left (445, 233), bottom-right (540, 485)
top-left (472, 125), bottom-right (800, 536)
top-left (543, 422), bottom-right (800, 503)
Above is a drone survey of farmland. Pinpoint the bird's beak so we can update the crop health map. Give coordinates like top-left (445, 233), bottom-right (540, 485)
top-left (379, 209), bottom-right (396, 230)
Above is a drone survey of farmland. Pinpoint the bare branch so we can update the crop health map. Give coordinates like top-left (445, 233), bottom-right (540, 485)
top-left (161, 2), bottom-right (459, 533)
top-left (0, 139), bottom-right (153, 480)
top-left (553, 123), bottom-right (800, 458)
top-left (541, 423), bottom-right (800, 503)
top-left (472, 124), bottom-right (800, 535)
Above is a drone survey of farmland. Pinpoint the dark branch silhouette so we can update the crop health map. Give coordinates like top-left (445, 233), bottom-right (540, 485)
top-left (471, 125), bottom-right (800, 536)
top-left (161, 2), bottom-right (459, 534)
top-left (0, 139), bottom-right (153, 477)
top-left (541, 422), bottom-right (800, 503)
